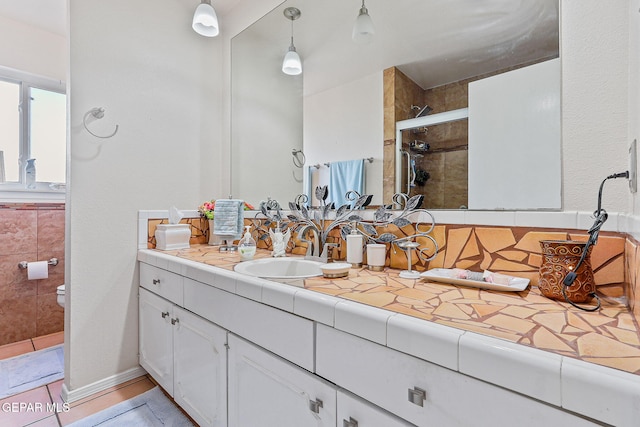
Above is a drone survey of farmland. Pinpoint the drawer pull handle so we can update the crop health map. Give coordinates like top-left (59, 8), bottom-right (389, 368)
top-left (408, 387), bottom-right (426, 407)
top-left (161, 311), bottom-right (169, 319)
top-left (309, 398), bottom-right (323, 414)
top-left (171, 318), bottom-right (179, 325)
top-left (152, 279), bottom-right (161, 285)
top-left (343, 417), bottom-right (358, 427)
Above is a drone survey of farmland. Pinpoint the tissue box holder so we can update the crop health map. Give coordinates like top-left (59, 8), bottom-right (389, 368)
top-left (155, 224), bottom-right (191, 250)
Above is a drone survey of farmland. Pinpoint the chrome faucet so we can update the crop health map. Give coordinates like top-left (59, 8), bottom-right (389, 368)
top-left (320, 242), bottom-right (338, 263)
top-left (299, 224), bottom-right (338, 263)
top-left (306, 242), bottom-right (338, 263)
top-left (284, 186), bottom-right (374, 263)
top-left (299, 225), bottom-right (320, 258)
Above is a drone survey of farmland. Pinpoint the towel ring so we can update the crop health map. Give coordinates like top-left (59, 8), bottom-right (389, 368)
top-left (83, 107), bottom-right (119, 139)
top-left (292, 149), bottom-right (306, 168)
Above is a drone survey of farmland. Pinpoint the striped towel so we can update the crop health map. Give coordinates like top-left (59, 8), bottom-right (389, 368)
top-left (213, 199), bottom-right (244, 237)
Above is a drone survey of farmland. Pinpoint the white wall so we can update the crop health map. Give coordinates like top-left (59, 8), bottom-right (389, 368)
top-left (0, 15), bottom-right (66, 82)
top-left (630, 0), bottom-right (640, 217)
top-left (66, 0), bottom-right (222, 395)
top-left (303, 72), bottom-right (384, 205)
top-left (561, 0), bottom-right (632, 213)
top-left (468, 59), bottom-right (561, 210)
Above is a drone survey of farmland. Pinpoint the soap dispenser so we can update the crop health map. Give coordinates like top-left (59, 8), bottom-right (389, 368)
top-left (346, 223), bottom-right (363, 268)
top-left (238, 225), bottom-right (256, 261)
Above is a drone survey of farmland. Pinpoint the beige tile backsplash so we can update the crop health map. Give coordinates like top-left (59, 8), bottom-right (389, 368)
top-left (0, 204), bottom-right (65, 346)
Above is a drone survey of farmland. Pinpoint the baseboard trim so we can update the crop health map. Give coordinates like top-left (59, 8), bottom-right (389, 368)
top-left (61, 365), bottom-right (148, 403)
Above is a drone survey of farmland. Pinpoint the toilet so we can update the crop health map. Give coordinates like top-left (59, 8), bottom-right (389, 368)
top-left (56, 284), bottom-right (65, 308)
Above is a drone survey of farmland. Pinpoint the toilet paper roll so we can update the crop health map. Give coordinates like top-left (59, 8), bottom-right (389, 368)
top-left (27, 261), bottom-right (48, 280)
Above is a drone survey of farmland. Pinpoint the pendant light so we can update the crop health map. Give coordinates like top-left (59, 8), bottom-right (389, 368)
top-left (192, 0), bottom-right (219, 37)
top-left (352, 0), bottom-right (374, 44)
top-left (282, 7), bottom-right (302, 76)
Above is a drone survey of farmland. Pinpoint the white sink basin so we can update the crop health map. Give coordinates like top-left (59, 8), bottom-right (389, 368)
top-left (234, 258), bottom-right (324, 279)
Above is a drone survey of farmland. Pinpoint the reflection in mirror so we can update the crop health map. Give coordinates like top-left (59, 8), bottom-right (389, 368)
top-left (392, 57), bottom-right (561, 210)
top-left (395, 109), bottom-right (469, 209)
top-left (231, 18), bottom-right (303, 206)
top-left (400, 119), bottom-right (470, 210)
top-left (231, 0), bottom-right (559, 209)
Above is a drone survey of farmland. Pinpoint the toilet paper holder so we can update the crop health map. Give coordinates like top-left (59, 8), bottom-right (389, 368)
top-left (18, 258), bottom-right (58, 269)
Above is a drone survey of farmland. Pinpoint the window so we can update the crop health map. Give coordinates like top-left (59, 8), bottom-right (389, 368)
top-left (0, 67), bottom-right (66, 199)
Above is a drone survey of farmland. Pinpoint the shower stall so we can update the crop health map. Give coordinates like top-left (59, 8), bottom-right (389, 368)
top-left (396, 108), bottom-right (469, 209)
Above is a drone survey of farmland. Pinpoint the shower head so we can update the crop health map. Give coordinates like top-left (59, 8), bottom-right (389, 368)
top-left (409, 140), bottom-right (430, 152)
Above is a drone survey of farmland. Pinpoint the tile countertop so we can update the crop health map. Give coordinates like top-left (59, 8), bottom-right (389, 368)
top-left (138, 245), bottom-right (640, 426)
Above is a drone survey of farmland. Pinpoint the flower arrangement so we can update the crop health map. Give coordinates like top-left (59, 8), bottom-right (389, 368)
top-left (198, 200), bottom-right (255, 220)
top-left (198, 200), bottom-right (216, 220)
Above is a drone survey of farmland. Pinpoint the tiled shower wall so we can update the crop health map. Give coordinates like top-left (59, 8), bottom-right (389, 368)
top-left (0, 204), bottom-right (65, 346)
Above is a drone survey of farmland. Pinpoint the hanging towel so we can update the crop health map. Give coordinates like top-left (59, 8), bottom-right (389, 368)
top-left (329, 159), bottom-right (364, 208)
top-left (306, 166), bottom-right (313, 207)
top-left (213, 199), bottom-right (244, 237)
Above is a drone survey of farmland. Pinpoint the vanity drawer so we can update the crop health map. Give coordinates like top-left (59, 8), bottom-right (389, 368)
top-left (184, 277), bottom-right (314, 371)
top-left (316, 325), bottom-right (598, 427)
top-left (140, 263), bottom-right (184, 305)
top-left (337, 390), bottom-right (414, 427)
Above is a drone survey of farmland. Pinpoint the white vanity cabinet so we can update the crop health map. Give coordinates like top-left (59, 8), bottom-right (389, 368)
top-left (139, 276), bottom-right (227, 427)
top-left (182, 276), bottom-right (315, 371)
top-left (317, 325), bottom-right (598, 427)
top-left (138, 253), bottom-right (606, 427)
top-left (227, 334), bottom-right (337, 427)
top-left (337, 390), bottom-right (415, 427)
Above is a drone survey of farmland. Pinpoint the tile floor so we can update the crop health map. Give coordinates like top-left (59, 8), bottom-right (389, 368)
top-left (0, 332), bottom-right (160, 427)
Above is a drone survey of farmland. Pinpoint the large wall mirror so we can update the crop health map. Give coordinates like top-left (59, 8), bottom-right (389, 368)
top-left (231, 0), bottom-right (559, 209)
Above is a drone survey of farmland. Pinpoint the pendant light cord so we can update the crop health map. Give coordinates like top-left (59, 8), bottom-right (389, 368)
top-left (291, 16), bottom-right (294, 46)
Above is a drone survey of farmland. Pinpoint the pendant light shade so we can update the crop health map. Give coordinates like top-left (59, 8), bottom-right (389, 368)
top-left (193, 0), bottom-right (219, 37)
top-left (282, 45), bottom-right (302, 75)
top-left (352, 0), bottom-right (374, 44)
top-left (282, 7), bottom-right (302, 76)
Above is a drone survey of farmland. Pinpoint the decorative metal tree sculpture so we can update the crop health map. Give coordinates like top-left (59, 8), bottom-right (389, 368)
top-left (251, 187), bottom-right (439, 264)
top-left (340, 193), bottom-right (439, 263)
top-left (286, 186), bottom-right (373, 258)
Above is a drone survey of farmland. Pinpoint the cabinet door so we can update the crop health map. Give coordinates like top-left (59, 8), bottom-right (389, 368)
top-left (173, 306), bottom-right (227, 427)
top-left (337, 390), bottom-right (415, 427)
top-left (228, 334), bottom-right (336, 427)
top-left (139, 288), bottom-right (174, 395)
